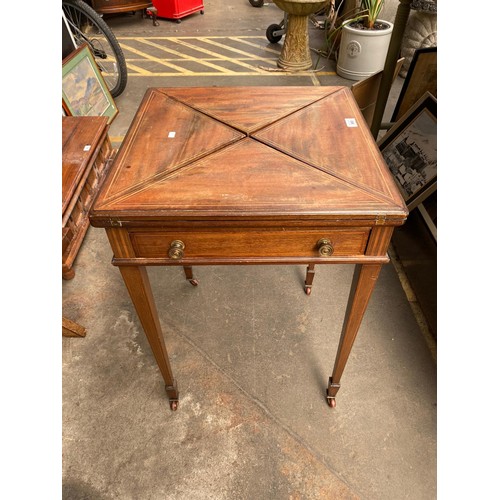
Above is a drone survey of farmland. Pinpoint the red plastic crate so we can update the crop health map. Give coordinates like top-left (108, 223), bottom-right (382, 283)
top-left (152, 0), bottom-right (204, 21)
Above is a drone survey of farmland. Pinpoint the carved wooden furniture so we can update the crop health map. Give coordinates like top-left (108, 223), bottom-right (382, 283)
top-left (62, 116), bottom-right (112, 280)
top-left (91, 0), bottom-right (151, 13)
top-left (90, 86), bottom-right (407, 410)
top-left (90, 1), bottom-right (158, 26)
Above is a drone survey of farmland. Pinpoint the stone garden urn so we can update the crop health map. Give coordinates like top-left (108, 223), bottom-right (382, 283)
top-left (273, 0), bottom-right (328, 71)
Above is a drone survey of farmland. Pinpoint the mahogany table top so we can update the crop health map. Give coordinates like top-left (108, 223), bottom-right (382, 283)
top-left (90, 86), bottom-right (407, 226)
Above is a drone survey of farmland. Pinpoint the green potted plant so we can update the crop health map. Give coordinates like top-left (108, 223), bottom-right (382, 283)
top-left (328, 0), bottom-right (394, 81)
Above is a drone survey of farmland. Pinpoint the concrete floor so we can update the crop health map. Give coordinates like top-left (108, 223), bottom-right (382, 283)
top-left (62, 2), bottom-right (437, 498)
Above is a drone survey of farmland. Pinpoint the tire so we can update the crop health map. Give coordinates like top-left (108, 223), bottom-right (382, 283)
top-left (266, 24), bottom-right (283, 43)
top-left (62, 0), bottom-right (127, 97)
top-left (249, 0), bottom-right (264, 7)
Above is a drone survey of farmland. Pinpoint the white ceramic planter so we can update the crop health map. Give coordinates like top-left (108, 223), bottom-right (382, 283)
top-left (336, 20), bottom-right (393, 81)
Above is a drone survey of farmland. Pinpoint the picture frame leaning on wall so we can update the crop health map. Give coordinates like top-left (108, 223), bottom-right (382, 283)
top-left (62, 43), bottom-right (118, 125)
top-left (378, 91), bottom-right (437, 212)
top-left (391, 46), bottom-right (437, 123)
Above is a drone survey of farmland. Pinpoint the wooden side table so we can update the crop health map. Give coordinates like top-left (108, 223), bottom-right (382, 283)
top-left (62, 116), bottom-right (113, 280)
top-left (90, 87), bottom-right (407, 410)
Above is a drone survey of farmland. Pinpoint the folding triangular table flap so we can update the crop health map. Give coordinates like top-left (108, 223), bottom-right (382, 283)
top-left (252, 87), bottom-right (403, 206)
top-left (100, 138), bottom-right (394, 215)
top-left (158, 86), bottom-right (342, 134)
top-left (95, 88), bottom-right (245, 207)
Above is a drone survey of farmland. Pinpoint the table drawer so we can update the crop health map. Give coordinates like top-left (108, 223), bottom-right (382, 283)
top-left (129, 228), bottom-right (370, 260)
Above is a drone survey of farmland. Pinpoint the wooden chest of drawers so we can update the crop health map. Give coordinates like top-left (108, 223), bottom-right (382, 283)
top-left (62, 116), bottom-right (112, 279)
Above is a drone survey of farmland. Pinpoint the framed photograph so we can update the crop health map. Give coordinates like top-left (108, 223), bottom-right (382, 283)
top-left (378, 92), bottom-right (437, 212)
top-left (62, 44), bottom-right (118, 124)
top-left (391, 47), bottom-right (437, 122)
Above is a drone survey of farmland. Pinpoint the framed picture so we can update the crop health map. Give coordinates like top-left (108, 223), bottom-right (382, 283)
top-left (62, 44), bottom-right (118, 124)
top-left (378, 92), bottom-right (437, 212)
top-left (391, 47), bottom-right (437, 122)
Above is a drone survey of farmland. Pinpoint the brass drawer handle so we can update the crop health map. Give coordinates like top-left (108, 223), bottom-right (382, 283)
top-left (317, 238), bottom-right (333, 257)
top-left (168, 240), bottom-right (185, 260)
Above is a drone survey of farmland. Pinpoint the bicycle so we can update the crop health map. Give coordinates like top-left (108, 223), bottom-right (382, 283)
top-left (62, 0), bottom-right (128, 97)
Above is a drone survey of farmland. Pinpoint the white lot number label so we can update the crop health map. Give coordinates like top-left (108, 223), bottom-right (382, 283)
top-left (345, 118), bottom-right (358, 128)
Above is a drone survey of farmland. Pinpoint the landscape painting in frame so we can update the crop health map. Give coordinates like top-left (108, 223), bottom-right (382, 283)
top-left (379, 92), bottom-right (437, 211)
top-left (62, 44), bottom-right (117, 124)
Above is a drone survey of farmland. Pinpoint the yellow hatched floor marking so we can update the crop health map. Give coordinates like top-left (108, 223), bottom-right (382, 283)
top-left (310, 72), bottom-right (321, 85)
top-left (117, 35), bottom-right (277, 40)
top-left (226, 36), bottom-right (282, 56)
top-left (127, 71), bottom-right (329, 77)
top-left (119, 41), bottom-right (195, 74)
top-left (198, 37), bottom-right (278, 64)
top-left (167, 37), bottom-right (268, 73)
top-left (115, 36), bottom-right (337, 77)
top-left (136, 37), bottom-right (238, 74)
top-left (115, 58), bottom-right (153, 76)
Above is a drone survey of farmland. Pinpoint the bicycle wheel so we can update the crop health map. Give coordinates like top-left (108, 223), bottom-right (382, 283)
top-left (62, 0), bottom-right (127, 97)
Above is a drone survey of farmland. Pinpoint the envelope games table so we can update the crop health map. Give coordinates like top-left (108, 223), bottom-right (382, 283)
top-left (90, 86), bottom-right (408, 410)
